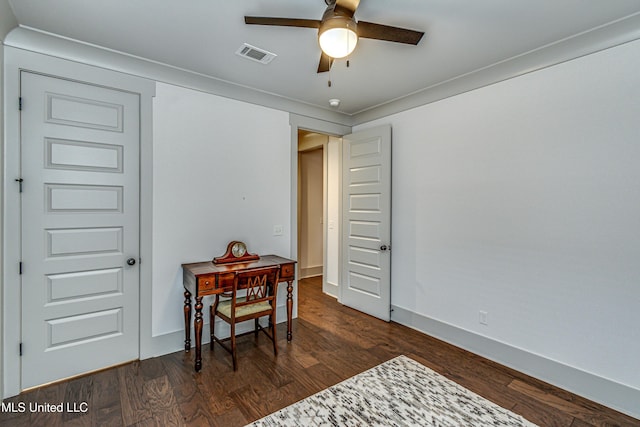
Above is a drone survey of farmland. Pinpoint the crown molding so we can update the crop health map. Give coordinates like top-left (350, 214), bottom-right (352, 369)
top-left (3, 26), bottom-right (353, 127)
top-left (6, 11), bottom-right (640, 130)
top-left (352, 12), bottom-right (640, 125)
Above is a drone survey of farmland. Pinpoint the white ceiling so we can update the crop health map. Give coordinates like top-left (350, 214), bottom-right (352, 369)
top-left (7, 0), bottom-right (640, 116)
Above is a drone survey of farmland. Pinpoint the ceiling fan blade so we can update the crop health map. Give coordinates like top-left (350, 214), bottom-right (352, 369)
top-left (357, 21), bottom-right (424, 45)
top-left (244, 16), bottom-right (321, 28)
top-left (317, 52), bottom-right (334, 73)
top-left (335, 0), bottom-right (360, 17)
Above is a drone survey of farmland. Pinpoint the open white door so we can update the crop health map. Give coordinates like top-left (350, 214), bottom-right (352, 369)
top-left (341, 125), bottom-right (391, 321)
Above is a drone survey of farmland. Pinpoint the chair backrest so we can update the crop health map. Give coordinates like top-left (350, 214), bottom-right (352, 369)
top-left (233, 266), bottom-right (280, 308)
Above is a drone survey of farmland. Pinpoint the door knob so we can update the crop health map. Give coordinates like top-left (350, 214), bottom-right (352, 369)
top-left (380, 245), bottom-right (389, 251)
top-left (127, 258), bottom-right (137, 266)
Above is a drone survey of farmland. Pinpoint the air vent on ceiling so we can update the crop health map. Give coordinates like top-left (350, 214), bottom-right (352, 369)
top-left (235, 43), bottom-right (277, 64)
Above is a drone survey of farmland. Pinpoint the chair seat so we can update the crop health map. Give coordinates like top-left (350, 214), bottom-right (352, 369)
top-left (217, 298), bottom-right (272, 318)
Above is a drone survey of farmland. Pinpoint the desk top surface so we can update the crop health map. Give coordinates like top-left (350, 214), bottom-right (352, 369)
top-left (182, 254), bottom-right (296, 277)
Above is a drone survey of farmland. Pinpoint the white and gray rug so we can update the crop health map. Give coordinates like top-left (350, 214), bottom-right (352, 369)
top-left (248, 355), bottom-right (537, 427)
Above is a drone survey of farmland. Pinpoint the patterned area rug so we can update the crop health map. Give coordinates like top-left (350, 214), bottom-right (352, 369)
top-left (248, 355), bottom-right (538, 426)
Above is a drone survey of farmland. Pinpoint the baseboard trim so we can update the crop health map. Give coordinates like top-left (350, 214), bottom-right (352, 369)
top-left (300, 265), bottom-right (323, 279)
top-left (323, 281), bottom-right (339, 298)
top-left (391, 305), bottom-right (640, 419)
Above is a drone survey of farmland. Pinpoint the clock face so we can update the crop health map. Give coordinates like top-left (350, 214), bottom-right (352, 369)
top-left (231, 241), bottom-right (247, 258)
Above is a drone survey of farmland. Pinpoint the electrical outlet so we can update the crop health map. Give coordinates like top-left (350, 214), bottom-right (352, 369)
top-left (479, 311), bottom-right (488, 325)
top-left (273, 225), bottom-right (283, 236)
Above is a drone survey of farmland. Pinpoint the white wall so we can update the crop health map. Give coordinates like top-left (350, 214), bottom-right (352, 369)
top-left (152, 82), bottom-right (291, 337)
top-left (356, 39), bottom-right (640, 416)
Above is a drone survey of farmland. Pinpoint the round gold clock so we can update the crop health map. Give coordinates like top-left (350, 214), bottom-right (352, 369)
top-left (231, 241), bottom-right (247, 258)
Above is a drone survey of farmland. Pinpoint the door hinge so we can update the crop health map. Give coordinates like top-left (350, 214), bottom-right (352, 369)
top-left (19, 261), bottom-right (23, 275)
top-left (19, 97), bottom-right (22, 111)
top-left (15, 178), bottom-right (24, 193)
top-left (19, 343), bottom-right (23, 356)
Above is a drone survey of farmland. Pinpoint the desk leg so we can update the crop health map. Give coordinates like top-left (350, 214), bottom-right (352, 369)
top-left (184, 290), bottom-right (192, 352)
top-left (286, 280), bottom-right (293, 342)
top-left (194, 296), bottom-right (204, 371)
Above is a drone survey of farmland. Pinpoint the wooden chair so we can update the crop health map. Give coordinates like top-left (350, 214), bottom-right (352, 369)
top-left (210, 266), bottom-right (280, 370)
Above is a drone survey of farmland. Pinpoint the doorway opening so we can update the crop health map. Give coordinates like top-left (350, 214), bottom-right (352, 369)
top-left (297, 130), bottom-right (341, 299)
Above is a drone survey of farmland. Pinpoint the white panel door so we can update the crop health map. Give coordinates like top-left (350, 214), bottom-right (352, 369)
top-left (341, 125), bottom-right (391, 321)
top-left (20, 72), bottom-right (140, 389)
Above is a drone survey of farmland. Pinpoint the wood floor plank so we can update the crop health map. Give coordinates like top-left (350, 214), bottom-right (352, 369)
top-left (161, 353), bottom-right (213, 424)
top-left (139, 356), bottom-right (166, 382)
top-left (60, 375), bottom-right (93, 426)
top-left (117, 362), bottom-right (152, 425)
top-left (142, 375), bottom-right (183, 426)
top-left (280, 333), bottom-right (320, 368)
top-left (207, 407), bottom-right (247, 427)
top-left (571, 418), bottom-right (597, 427)
top-left (30, 383), bottom-right (65, 427)
top-left (0, 392), bottom-right (38, 426)
top-left (1, 276), bottom-right (638, 427)
top-left (509, 379), bottom-right (640, 427)
top-left (228, 382), bottom-right (271, 422)
top-left (161, 356), bottom-right (216, 427)
top-left (512, 398), bottom-right (575, 427)
top-left (91, 368), bottom-right (123, 427)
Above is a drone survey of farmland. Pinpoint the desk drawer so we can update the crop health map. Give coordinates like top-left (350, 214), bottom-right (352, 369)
top-left (280, 263), bottom-right (295, 281)
top-left (198, 276), bottom-right (217, 292)
top-left (197, 273), bottom-right (235, 294)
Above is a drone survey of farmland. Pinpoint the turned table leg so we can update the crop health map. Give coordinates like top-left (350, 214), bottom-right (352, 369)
top-left (184, 290), bottom-right (192, 352)
top-left (194, 296), bottom-right (204, 371)
top-left (286, 280), bottom-right (293, 342)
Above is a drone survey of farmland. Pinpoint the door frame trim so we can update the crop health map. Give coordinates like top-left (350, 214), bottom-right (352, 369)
top-left (289, 114), bottom-right (351, 315)
top-left (2, 47), bottom-right (155, 397)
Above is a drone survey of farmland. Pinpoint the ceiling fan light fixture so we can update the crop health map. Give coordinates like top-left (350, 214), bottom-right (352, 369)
top-left (318, 16), bottom-right (358, 59)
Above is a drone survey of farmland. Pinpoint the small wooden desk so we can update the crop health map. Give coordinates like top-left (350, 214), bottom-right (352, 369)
top-left (182, 255), bottom-right (296, 371)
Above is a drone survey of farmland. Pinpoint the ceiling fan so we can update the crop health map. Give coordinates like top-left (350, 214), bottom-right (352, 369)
top-left (245, 0), bottom-right (424, 73)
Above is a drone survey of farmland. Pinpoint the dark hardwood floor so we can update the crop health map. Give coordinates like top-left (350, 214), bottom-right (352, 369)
top-left (1, 276), bottom-right (638, 426)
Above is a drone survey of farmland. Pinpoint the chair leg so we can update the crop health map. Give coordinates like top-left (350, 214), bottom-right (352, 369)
top-left (231, 322), bottom-right (238, 371)
top-left (209, 306), bottom-right (214, 351)
top-left (210, 297), bottom-right (219, 351)
top-left (254, 318), bottom-right (260, 339)
top-left (270, 311), bottom-right (278, 356)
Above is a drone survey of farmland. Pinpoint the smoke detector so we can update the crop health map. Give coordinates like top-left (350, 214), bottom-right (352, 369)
top-left (329, 98), bottom-right (341, 108)
top-left (235, 43), bottom-right (277, 64)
